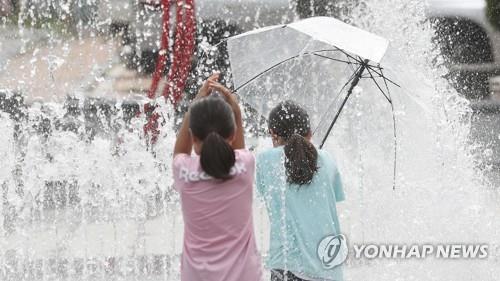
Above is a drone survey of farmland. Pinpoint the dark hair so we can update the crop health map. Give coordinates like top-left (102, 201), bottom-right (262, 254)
top-left (189, 97), bottom-right (236, 180)
top-left (269, 100), bottom-right (318, 185)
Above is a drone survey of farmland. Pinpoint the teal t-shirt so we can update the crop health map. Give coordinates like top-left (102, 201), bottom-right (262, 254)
top-left (256, 147), bottom-right (345, 281)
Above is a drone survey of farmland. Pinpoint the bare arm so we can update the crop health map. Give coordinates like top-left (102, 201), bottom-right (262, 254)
top-left (208, 81), bottom-right (245, 150)
top-left (173, 112), bottom-right (192, 157)
top-left (173, 74), bottom-right (220, 158)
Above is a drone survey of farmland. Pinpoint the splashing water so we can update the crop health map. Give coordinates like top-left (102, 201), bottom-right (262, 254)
top-left (327, 0), bottom-right (500, 280)
top-left (1, 0), bottom-right (499, 280)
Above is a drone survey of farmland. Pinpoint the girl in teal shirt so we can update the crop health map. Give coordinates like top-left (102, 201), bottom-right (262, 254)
top-left (256, 101), bottom-right (345, 281)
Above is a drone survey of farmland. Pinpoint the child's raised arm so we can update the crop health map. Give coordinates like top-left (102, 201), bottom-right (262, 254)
top-left (173, 74), bottom-right (220, 157)
top-left (173, 111), bottom-right (192, 157)
top-left (207, 81), bottom-right (245, 150)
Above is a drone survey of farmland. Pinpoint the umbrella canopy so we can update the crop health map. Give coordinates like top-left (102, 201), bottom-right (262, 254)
top-left (227, 16), bottom-right (396, 145)
top-left (228, 16), bottom-right (389, 90)
top-left (224, 16), bottom-right (402, 187)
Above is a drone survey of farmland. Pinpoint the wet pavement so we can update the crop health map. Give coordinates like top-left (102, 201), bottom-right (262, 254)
top-left (0, 26), bottom-right (163, 105)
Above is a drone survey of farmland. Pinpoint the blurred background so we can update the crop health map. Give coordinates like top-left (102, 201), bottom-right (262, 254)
top-left (2, 0), bottom-right (500, 174)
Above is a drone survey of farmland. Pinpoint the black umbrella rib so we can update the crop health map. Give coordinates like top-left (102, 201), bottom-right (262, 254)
top-left (311, 53), bottom-right (357, 65)
top-left (314, 48), bottom-right (382, 70)
top-left (234, 56), bottom-right (299, 92)
top-left (366, 65), bottom-right (401, 88)
top-left (366, 65), bottom-right (398, 190)
top-left (312, 64), bottom-right (359, 136)
top-left (313, 48), bottom-right (364, 65)
top-left (234, 50), bottom-right (344, 92)
top-left (309, 49), bottom-right (361, 65)
top-left (379, 68), bottom-right (398, 190)
top-left (366, 67), bottom-right (392, 104)
top-left (345, 53), bottom-right (357, 74)
top-left (319, 60), bottom-right (370, 149)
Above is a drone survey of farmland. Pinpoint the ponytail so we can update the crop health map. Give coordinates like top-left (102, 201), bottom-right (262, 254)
top-left (189, 97), bottom-right (237, 180)
top-left (284, 134), bottom-right (318, 185)
top-left (200, 131), bottom-right (236, 180)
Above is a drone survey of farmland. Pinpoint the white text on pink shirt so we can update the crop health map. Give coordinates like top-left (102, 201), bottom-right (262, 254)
top-left (178, 162), bottom-right (247, 183)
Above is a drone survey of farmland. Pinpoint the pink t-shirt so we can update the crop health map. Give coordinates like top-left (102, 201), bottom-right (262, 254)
top-left (173, 149), bottom-right (262, 281)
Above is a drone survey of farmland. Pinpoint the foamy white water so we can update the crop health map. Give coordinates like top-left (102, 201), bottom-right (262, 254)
top-left (1, 0), bottom-right (499, 280)
top-left (323, 0), bottom-right (500, 280)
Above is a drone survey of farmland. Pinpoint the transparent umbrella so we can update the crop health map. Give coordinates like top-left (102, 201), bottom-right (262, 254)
top-left (224, 16), bottom-right (403, 187)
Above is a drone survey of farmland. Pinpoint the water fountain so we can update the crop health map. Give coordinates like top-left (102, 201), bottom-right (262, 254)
top-left (1, 0), bottom-right (500, 280)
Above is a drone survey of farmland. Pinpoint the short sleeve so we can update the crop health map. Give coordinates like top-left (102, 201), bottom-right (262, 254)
top-left (172, 153), bottom-right (191, 191)
top-left (236, 149), bottom-right (255, 174)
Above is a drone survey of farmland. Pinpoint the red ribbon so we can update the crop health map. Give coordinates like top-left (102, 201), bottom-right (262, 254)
top-left (144, 0), bottom-right (196, 143)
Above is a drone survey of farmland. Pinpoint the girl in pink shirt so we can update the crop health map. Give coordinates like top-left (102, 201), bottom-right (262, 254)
top-left (172, 75), bottom-right (262, 281)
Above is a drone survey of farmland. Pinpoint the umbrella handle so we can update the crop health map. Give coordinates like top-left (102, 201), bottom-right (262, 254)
top-left (319, 60), bottom-right (369, 149)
